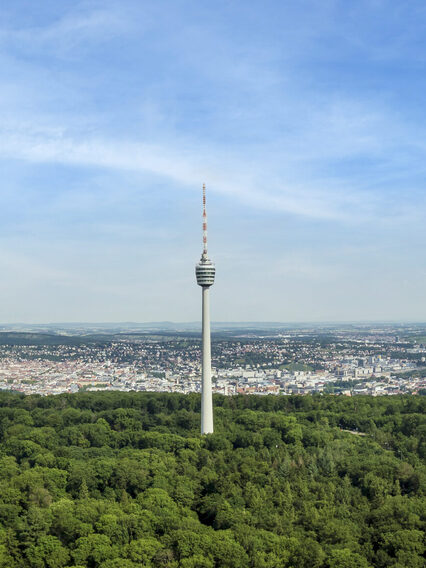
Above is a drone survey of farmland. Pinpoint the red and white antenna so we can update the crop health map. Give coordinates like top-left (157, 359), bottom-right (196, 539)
top-left (202, 183), bottom-right (208, 256)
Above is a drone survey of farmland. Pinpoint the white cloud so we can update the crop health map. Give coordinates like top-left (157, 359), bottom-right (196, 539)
top-left (0, 5), bottom-right (132, 54)
top-left (0, 120), bottom-right (383, 222)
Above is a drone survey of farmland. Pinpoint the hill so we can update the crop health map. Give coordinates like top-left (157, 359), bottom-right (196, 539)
top-left (0, 392), bottom-right (424, 567)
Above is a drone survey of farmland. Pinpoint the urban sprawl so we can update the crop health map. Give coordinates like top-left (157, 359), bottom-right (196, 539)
top-left (0, 325), bottom-right (425, 397)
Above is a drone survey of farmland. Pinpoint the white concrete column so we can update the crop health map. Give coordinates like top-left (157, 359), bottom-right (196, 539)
top-left (201, 286), bottom-right (214, 434)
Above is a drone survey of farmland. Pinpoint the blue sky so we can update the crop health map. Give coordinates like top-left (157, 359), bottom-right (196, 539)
top-left (0, 0), bottom-right (425, 322)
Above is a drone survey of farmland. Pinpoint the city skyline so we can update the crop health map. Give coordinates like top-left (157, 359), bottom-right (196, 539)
top-left (1, 1), bottom-right (426, 323)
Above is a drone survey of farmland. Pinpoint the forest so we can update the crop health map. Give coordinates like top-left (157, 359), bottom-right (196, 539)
top-left (0, 391), bottom-right (424, 568)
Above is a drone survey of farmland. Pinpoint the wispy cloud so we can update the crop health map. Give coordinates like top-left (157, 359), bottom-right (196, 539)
top-left (0, 122), bottom-right (373, 220)
top-left (0, 5), bottom-right (132, 55)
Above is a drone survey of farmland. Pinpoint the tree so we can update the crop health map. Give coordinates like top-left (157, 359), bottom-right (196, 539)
top-left (326, 548), bottom-right (372, 568)
top-left (125, 537), bottom-right (162, 566)
top-left (72, 534), bottom-right (116, 566)
top-left (26, 535), bottom-right (70, 568)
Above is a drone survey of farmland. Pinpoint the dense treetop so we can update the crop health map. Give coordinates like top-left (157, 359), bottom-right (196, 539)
top-left (0, 391), bottom-right (424, 567)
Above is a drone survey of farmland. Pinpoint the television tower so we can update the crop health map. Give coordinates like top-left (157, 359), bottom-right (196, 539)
top-left (195, 184), bottom-right (215, 434)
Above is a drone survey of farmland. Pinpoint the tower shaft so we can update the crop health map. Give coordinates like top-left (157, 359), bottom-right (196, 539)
top-left (195, 184), bottom-right (215, 435)
top-left (201, 286), bottom-right (213, 434)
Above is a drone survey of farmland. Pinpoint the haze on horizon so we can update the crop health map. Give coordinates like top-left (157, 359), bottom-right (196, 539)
top-left (0, 0), bottom-right (425, 324)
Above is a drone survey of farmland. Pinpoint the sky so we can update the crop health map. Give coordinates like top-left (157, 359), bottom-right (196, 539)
top-left (0, 0), bottom-right (425, 323)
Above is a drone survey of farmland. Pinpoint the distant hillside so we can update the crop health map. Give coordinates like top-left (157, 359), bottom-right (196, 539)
top-left (0, 332), bottom-right (101, 346)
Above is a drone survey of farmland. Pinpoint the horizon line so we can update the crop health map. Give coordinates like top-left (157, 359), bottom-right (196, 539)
top-left (0, 321), bottom-right (425, 326)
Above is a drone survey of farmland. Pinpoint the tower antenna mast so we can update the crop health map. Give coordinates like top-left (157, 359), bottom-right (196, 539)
top-left (202, 183), bottom-right (208, 256)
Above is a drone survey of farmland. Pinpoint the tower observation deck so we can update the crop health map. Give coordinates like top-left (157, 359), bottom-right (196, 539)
top-left (195, 257), bottom-right (215, 286)
top-left (195, 184), bottom-right (215, 434)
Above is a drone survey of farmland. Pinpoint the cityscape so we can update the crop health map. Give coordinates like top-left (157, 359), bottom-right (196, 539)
top-left (0, 323), bottom-right (424, 397)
